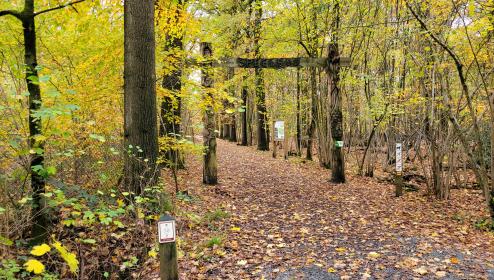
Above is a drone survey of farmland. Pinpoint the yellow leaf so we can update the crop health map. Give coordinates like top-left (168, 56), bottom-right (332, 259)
top-left (214, 249), bottom-right (226, 256)
top-left (24, 259), bottom-right (45, 275)
top-left (148, 250), bottom-right (158, 258)
top-left (450, 257), bottom-right (459, 264)
top-left (367, 252), bottom-right (381, 259)
top-left (328, 267), bottom-right (336, 273)
top-left (53, 241), bottom-right (79, 273)
top-left (230, 226), bottom-right (241, 231)
top-left (336, 247), bottom-right (346, 253)
top-left (30, 244), bottom-right (51, 256)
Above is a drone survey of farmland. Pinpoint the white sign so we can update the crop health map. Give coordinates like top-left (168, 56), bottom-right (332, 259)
top-left (158, 220), bottom-right (176, 243)
top-left (274, 121), bottom-right (285, 141)
top-left (396, 143), bottom-right (403, 173)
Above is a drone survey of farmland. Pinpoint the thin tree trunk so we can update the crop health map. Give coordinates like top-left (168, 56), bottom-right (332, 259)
top-left (160, 0), bottom-right (184, 169)
top-left (306, 67), bottom-right (317, 160)
top-left (296, 68), bottom-right (302, 156)
top-left (23, 1), bottom-right (48, 244)
top-left (253, 0), bottom-right (268, 151)
top-left (241, 78), bottom-right (248, 146)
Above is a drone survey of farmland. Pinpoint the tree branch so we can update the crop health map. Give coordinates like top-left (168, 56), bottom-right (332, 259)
top-left (0, 10), bottom-right (22, 20)
top-left (405, 2), bottom-right (462, 69)
top-left (34, 0), bottom-right (86, 17)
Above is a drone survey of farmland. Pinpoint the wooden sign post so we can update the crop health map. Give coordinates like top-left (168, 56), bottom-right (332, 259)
top-left (395, 143), bottom-right (404, 197)
top-left (159, 215), bottom-right (178, 280)
top-left (272, 121), bottom-right (285, 158)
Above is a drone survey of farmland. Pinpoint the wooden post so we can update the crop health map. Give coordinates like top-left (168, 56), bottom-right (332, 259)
top-left (395, 142), bottom-right (404, 197)
top-left (284, 131), bottom-right (288, 160)
top-left (159, 215), bottom-right (178, 280)
top-left (272, 121), bottom-right (277, 158)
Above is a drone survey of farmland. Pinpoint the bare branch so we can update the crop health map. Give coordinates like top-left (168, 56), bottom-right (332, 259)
top-left (34, 0), bottom-right (86, 17)
top-left (0, 10), bottom-right (22, 20)
top-left (405, 2), bottom-right (462, 70)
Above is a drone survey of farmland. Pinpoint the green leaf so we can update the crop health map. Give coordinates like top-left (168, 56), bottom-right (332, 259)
top-left (0, 235), bottom-right (13, 246)
top-left (46, 166), bottom-right (57, 176)
top-left (39, 75), bottom-right (51, 83)
top-left (81, 239), bottom-right (97, 245)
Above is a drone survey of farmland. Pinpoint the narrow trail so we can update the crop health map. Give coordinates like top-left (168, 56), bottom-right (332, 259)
top-left (160, 140), bottom-right (494, 279)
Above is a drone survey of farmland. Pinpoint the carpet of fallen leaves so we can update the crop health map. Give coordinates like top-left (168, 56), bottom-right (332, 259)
top-left (143, 140), bottom-right (494, 280)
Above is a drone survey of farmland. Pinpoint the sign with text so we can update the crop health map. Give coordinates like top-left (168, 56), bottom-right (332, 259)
top-left (158, 220), bottom-right (176, 244)
top-left (274, 121), bottom-right (285, 141)
top-left (396, 143), bottom-right (403, 173)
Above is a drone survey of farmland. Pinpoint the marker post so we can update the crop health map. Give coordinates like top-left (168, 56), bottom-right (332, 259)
top-left (159, 215), bottom-right (178, 280)
top-left (395, 143), bottom-right (404, 197)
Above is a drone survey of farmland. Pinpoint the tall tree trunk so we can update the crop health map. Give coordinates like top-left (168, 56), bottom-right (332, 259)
top-left (241, 78), bottom-right (248, 146)
top-left (328, 3), bottom-right (345, 183)
top-left (306, 67), bottom-right (317, 160)
top-left (227, 68), bottom-right (237, 142)
top-left (296, 68), bottom-right (302, 156)
top-left (23, 0), bottom-right (48, 244)
top-left (253, 0), bottom-right (268, 151)
top-left (160, 0), bottom-right (184, 169)
top-left (201, 42), bottom-right (218, 185)
top-left (124, 0), bottom-right (159, 194)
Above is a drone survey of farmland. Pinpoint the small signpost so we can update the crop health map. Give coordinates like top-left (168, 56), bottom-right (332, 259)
top-left (272, 121), bottom-right (288, 159)
top-left (395, 143), bottom-right (403, 174)
top-left (274, 121), bottom-right (285, 141)
top-left (395, 143), bottom-right (404, 197)
top-left (159, 215), bottom-right (178, 280)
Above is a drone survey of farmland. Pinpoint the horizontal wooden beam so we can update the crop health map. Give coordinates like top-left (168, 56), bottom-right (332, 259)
top-left (187, 57), bottom-right (350, 69)
top-left (217, 57), bottom-right (350, 68)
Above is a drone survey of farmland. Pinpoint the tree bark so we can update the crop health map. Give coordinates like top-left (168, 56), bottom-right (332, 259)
top-left (296, 68), bottom-right (302, 156)
top-left (306, 67), bottom-right (317, 160)
top-left (23, 0), bottom-right (48, 244)
top-left (328, 3), bottom-right (345, 183)
top-left (201, 42), bottom-right (218, 185)
top-left (241, 79), bottom-right (248, 146)
top-left (123, 0), bottom-right (159, 194)
top-left (253, 0), bottom-right (269, 151)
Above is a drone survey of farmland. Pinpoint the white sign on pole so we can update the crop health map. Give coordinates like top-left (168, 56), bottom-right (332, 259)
top-left (274, 121), bottom-right (285, 141)
top-left (158, 220), bottom-right (176, 243)
top-left (396, 143), bottom-right (403, 173)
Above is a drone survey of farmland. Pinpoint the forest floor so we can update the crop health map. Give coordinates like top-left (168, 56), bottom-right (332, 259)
top-left (145, 140), bottom-right (494, 280)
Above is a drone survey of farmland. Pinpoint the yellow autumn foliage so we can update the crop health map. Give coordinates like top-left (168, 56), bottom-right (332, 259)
top-left (30, 244), bottom-right (51, 256)
top-left (53, 241), bottom-right (79, 274)
top-left (24, 259), bottom-right (45, 275)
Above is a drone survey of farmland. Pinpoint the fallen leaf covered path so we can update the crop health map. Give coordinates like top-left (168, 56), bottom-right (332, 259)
top-left (153, 140), bottom-right (494, 279)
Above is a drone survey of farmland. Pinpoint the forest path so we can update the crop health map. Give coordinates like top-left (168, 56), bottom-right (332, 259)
top-left (161, 140), bottom-right (494, 280)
